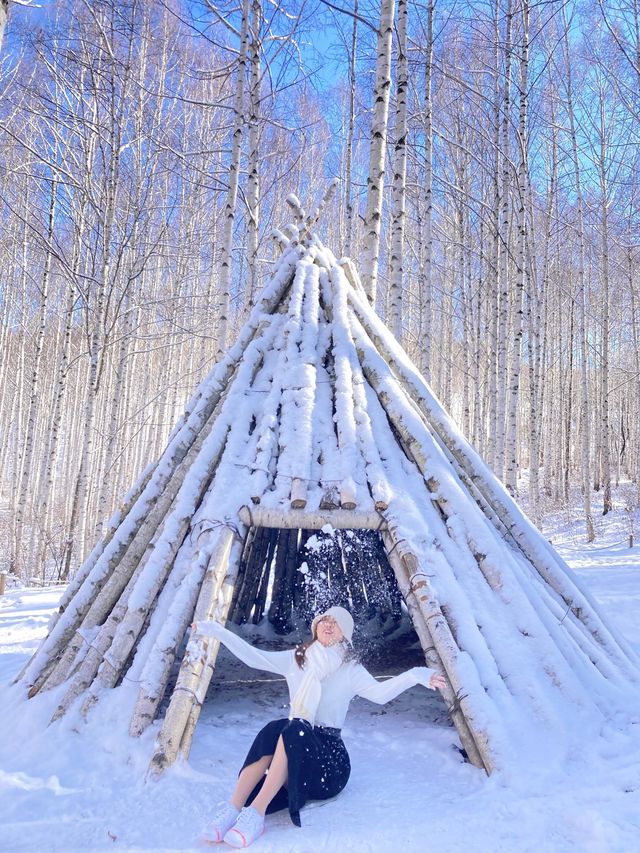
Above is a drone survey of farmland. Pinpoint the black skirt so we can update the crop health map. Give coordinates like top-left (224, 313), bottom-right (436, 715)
top-left (241, 717), bottom-right (351, 826)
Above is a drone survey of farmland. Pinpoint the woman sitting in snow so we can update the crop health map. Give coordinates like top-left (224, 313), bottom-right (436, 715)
top-left (191, 606), bottom-right (447, 848)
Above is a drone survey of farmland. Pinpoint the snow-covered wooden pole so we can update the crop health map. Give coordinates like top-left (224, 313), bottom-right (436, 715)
top-left (361, 0), bottom-right (395, 305)
top-left (148, 525), bottom-right (242, 773)
top-left (380, 526), bottom-right (489, 772)
top-left (383, 525), bottom-right (496, 773)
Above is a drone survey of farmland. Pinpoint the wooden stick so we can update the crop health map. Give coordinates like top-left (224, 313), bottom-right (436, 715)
top-left (238, 506), bottom-right (386, 530)
top-left (229, 527), bottom-right (257, 622)
top-left (268, 529), bottom-right (292, 631)
top-left (381, 526), bottom-right (493, 773)
top-left (34, 311), bottom-right (283, 697)
top-left (129, 532), bottom-right (243, 738)
top-left (327, 263), bottom-right (391, 512)
top-left (238, 527), bottom-right (271, 623)
top-left (353, 317), bottom-right (634, 700)
top-left (297, 179), bottom-right (339, 244)
top-left (148, 526), bottom-right (243, 774)
top-left (290, 478), bottom-right (308, 509)
top-left (252, 529), bottom-right (277, 623)
top-left (247, 529), bottom-right (277, 623)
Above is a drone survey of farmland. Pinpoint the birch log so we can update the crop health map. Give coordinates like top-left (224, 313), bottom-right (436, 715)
top-left (380, 527), bottom-right (485, 769)
top-left (381, 526), bottom-right (493, 772)
top-left (148, 525), bottom-right (241, 773)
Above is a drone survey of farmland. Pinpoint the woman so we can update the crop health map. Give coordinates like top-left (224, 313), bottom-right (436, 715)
top-left (192, 606), bottom-right (446, 848)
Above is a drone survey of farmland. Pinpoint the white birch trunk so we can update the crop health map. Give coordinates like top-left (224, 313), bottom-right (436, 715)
top-left (13, 176), bottom-right (58, 577)
top-left (560, 8), bottom-right (594, 540)
top-left (217, 0), bottom-right (250, 356)
top-left (388, 0), bottom-right (408, 340)
top-left (494, 0), bottom-right (513, 480)
top-left (244, 0), bottom-right (261, 313)
top-left (598, 103), bottom-right (613, 515)
top-left (419, 0), bottom-right (434, 379)
top-left (344, 1), bottom-right (358, 257)
top-left (361, 0), bottom-right (395, 305)
top-left (504, 0), bottom-right (529, 495)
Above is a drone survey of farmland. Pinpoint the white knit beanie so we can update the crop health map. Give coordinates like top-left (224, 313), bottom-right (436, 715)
top-left (311, 606), bottom-right (354, 644)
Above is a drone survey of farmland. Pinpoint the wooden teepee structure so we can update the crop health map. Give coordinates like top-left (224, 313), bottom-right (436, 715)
top-left (17, 193), bottom-right (640, 779)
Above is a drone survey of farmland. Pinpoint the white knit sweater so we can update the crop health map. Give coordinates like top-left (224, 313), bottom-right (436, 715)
top-left (196, 622), bottom-right (437, 729)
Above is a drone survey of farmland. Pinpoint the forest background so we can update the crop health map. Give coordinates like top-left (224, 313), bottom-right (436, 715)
top-left (1, 0), bottom-right (639, 583)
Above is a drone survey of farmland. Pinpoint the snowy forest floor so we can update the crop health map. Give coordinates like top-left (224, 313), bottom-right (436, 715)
top-left (2, 496), bottom-right (640, 852)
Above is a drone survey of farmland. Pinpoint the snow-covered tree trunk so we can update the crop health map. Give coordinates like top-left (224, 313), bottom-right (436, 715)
top-left (504, 0), bottom-right (528, 495)
top-left (485, 8), bottom-right (501, 469)
top-left (343, 0), bottom-right (358, 258)
top-left (361, 0), bottom-right (395, 306)
top-left (419, 0), bottom-right (434, 380)
top-left (63, 45), bottom-right (122, 577)
top-left (244, 0), bottom-right (261, 313)
top-left (598, 140), bottom-right (613, 515)
top-left (31, 204), bottom-right (85, 573)
top-left (494, 0), bottom-right (513, 481)
top-left (561, 8), bottom-right (594, 540)
top-left (13, 176), bottom-right (57, 577)
top-left (388, 0), bottom-right (408, 341)
top-left (527, 148), bottom-right (552, 519)
top-left (94, 291), bottom-right (134, 537)
top-left (216, 0), bottom-right (250, 356)
top-left (628, 247), bottom-right (640, 504)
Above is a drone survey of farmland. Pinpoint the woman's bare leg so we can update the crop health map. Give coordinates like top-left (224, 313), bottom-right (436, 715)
top-left (230, 755), bottom-right (272, 809)
top-left (250, 736), bottom-right (288, 816)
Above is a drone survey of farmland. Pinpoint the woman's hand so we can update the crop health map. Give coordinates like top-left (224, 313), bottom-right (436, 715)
top-left (411, 667), bottom-right (447, 691)
top-left (429, 673), bottom-right (447, 691)
top-left (190, 621), bottom-right (198, 633)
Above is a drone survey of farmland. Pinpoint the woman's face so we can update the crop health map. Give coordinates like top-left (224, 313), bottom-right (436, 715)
top-left (315, 615), bottom-right (344, 646)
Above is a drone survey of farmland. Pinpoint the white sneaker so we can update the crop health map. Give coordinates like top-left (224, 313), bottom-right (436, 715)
top-left (202, 802), bottom-right (239, 843)
top-left (223, 806), bottom-right (265, 848)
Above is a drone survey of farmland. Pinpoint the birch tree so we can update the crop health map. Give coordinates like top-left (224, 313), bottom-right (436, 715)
top-left (361, 0), bottom-right (395, 306)
top-left (388, 0), bottom-right (408, 340)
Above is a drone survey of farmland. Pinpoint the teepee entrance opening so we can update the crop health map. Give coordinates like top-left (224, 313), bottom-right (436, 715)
top-left (228, 523), bottom-right (402, 639)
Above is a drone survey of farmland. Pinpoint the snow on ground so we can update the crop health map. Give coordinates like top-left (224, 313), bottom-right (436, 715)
top-left (2, 511), bottom-right (640, 852)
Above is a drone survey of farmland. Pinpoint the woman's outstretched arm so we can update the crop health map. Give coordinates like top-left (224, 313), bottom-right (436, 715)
top-left (352, 663), bottom-right (446, 704)
top-left (192, 620), bottom-right (293, 676)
